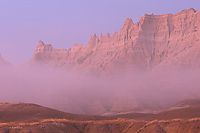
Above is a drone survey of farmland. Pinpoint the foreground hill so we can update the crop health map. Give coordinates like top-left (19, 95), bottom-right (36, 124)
top-left (30, 8), bottom-right (200, 75)
top-left (139, 104), bottom-right (200, 121)
top-left (0, 102), bottom-right (200, 132)
top-left (164, 97), bottom-right (200, 111)
top-left (4, 101), bottom-right (200, 122)
top-left (0, 118), bottom-right (199, 133)
top-left (0, 102), bottom-right (152, 123)
top-left (105, 97), bottom-right (200, 121)
top-left (0, 102), bottom-right (106, 122)
top-left (0, 118), bottom-right (146, 133)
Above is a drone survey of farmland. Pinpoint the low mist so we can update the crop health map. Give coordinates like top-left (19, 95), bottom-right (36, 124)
top-left (0, 65), bottom-right (200, 115)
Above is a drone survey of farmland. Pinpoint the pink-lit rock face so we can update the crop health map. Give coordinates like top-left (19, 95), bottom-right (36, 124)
top-left (30, 8), bottom-right (200, 75)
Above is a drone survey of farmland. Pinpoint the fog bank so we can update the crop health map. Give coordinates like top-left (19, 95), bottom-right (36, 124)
top-left (0, 65), bottom-right (200, 115)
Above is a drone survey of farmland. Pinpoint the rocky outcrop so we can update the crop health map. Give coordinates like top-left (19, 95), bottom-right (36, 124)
top-left (30, 8), bottom-right (200, 75)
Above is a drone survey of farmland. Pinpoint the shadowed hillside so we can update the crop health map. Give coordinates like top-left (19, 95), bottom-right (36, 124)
top-left (0, 102), bottom-right (152, 123)
top-left (0, 102), bottom-right (200, 132)
top-left (0, 103), bottom-right (105, 122)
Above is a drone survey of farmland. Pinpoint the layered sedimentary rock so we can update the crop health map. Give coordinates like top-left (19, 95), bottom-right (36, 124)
top-left (30, 8), bottom-right (200, 75)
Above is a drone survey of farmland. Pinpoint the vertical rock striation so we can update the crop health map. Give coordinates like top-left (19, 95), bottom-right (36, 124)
top-left (30, 8), bottom-right (200, 75)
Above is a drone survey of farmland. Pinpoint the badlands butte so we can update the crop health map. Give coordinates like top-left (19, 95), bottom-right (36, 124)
top-left (28, 8), bottom-right (200, 75)
top-left (1, 8), bottom-right (200, 118)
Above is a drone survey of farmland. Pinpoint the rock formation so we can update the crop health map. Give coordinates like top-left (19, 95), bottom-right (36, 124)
top-left (30, 8), bottom-right (200, 75)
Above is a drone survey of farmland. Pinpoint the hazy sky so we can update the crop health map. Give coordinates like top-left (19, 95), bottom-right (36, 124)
top-left (0, 0), bottom-right (200, 65)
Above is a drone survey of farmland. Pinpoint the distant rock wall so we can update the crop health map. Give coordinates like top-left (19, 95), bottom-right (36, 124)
top-left (30, 8), bottom-right (200, 75)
